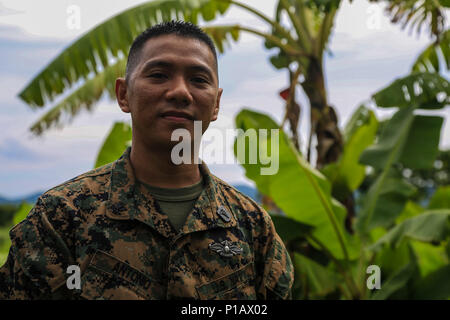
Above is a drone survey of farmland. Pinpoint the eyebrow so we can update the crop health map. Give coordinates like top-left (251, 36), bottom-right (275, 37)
top-left (140, 59), bottom-right (215, 80)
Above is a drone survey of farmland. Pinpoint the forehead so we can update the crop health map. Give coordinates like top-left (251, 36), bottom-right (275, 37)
top-left (138, 34), bottom-right (216, 72)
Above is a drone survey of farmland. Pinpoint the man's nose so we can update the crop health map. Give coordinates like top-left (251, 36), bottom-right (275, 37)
top-left (165, 76), bottom-right (193, 107)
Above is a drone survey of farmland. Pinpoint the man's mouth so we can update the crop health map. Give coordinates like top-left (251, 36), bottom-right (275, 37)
top-left (160, 111), bottom-right (194, 122)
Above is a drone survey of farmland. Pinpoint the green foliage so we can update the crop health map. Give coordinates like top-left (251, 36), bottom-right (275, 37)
top-left (372, 72), bottom-right (450, 110)
top-left (234, 62), bottom-right (450, 299)
top-left (13, 202), bottom-right (33, 226)
top-left (411, 240), bottom-right (448, 277)
top-left (234, 109), bottom-right (359, 261)
top-left (0, 202), bottom-right (33, 266)
top-left (412, 30), bottom-right (450, 73)
top-left (369, 0), bottom-right (449, 38)
top-left (412, 265), bottom-right (450, 299)
top-left (370, 210), bottom-right (450, 250)
top-left (428, 185), bottom-right (450, 209)
top-left (294, 252), bottom-right (340, 299)
top-left (94, 121), bottom-right (132, 168)
top-left (370, 249), bottom-right (418, 300)
top-left (356, 71), bottom-right (447, 234)
top-left (0, 204), bottom-right (18, 227)
top-left (270, 214), bottom-right (313, 242)
top-left (233, 105), bottom-right (448, 299)
top-left (398, 150), bottom-right (450, 203)
top-left (0, 227), bottom-right (11, 267)
top-left (322, 105), bottom-right (378, 198)
top-left (30, 59), bottom-right (127, 135)
top-left (395, 200), bottom-right (424, 224)
top-left (202, 25), bottom-right (241, 53)
top-left (361, 112), bottom-right (443, 170)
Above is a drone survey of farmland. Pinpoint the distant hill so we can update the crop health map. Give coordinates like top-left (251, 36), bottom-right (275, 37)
top-left (0, 185), bottom-right (260, 205)
top-left (233, 184), bottom-right (261, 203)
top-left (0, 191), bottom-right (43, 205)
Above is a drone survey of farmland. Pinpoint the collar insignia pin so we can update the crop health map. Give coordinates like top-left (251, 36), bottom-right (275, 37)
top-left (217, 205), bottom-right (231, 222)
top-left (209, 240), bottom-right (243, 257)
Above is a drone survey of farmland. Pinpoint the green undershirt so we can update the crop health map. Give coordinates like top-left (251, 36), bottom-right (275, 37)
top-left (139, 177), bottom-right (204, 232)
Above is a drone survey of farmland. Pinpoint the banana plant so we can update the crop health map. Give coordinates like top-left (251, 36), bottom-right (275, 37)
top-left (233, 108), bottom-right (363, 298)
top-left (94, 121), bottom-right (132, 168)
top-left (367, 188), bottom-right (450, 300)
top-left (368, 1), bottom-right (450, 73)
top-left (356, 72), bottom-right (449, 235)
top-left (412, 29), bottom-right (450, 73)
top-left (321, 105), bottom-right (378, 232)
top-left (231, 105), bottom-right (449, 299)
top-left (368, 0), bottom-right (449, 39)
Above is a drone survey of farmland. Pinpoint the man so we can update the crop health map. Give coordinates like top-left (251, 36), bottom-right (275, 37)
top-left (0, 21), bottom-right (294, 300)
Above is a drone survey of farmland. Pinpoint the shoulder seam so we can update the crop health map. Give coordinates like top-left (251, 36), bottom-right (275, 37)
top-left (41, 163), bottom-right (114, 195)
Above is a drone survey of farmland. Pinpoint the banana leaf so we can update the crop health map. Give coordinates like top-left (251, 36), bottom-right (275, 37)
top-left (370, 210), bottom-right (450, 250)
top-left (428, 185), bottom-right (450, 209)
top-left (372, 72), bottom-right (450, 110)
top-left (357, 87), bottom-right (444, 232)
top-left (322, 105), bottom-right (378, 193)
top-left (94, 121), bottom-right (132, 168)
top-left (234, 109), bottom-right (359, 260)
top-left (19, 0), bottom-right (232, 108)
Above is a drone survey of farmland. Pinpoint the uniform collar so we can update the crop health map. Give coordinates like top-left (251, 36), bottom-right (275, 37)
top-left (106, 147), bottom-right (237, 239)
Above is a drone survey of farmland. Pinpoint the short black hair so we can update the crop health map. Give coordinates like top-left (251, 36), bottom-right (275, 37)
top-left (125, 20), bottom-right (218, 83)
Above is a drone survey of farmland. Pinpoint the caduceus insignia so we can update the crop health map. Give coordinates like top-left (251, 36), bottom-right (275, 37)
top-left (209, 240), bottom-right (243, 257)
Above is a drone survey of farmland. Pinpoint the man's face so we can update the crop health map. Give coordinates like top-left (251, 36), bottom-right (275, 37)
top-left (116, 34), bottom-right (222, 150)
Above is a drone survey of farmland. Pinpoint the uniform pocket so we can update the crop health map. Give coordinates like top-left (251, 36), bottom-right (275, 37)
top-left (80, 250), bottom-right (154, 300)
top-left (195, 262), bottom-right (256, 300)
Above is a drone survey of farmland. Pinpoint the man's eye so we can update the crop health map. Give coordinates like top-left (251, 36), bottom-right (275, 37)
top-left (149, 73), bottom-right (166, 79)
top-left (192, 77), bottom-right (208, 84)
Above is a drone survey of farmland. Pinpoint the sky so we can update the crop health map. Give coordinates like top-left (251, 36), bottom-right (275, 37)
top-left (0, 0), bottom-right (449, 198)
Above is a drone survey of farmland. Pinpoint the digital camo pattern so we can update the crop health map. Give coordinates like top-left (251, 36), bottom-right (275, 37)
top-left (0, 148), bottom-right (294, 300)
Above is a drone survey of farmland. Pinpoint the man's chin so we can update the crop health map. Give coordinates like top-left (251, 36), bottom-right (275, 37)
top-left (143, 135), bottom-right (194, 149)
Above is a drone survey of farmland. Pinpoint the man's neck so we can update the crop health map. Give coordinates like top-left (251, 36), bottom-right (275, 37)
top-left (130, 141), bottom-right (202, 189)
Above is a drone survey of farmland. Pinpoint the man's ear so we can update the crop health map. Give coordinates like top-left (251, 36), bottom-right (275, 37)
top-left (211, 88), bottom-right (223, 122)
top-left (116, 78), bottom-right (130, 113)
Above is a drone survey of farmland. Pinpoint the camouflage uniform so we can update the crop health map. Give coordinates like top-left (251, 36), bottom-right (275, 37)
top-left (0, 148), bottom-right (294, 300)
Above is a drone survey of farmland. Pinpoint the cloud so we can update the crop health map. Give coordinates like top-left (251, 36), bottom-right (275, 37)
top-left (0, 157), bottom-right (92, 198)
top-left (0, 0), bottom-right (274, 43)
top-left (0, 2), bottom-right (23, 16)
top-left (0, 0), bottom-right (143, 40)
top-left (0, 77), bottom-right (26, 106)
top-left (0, 137), bottom-right (43, 161)
top-left (0, 25), bottom-right (66, 86)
